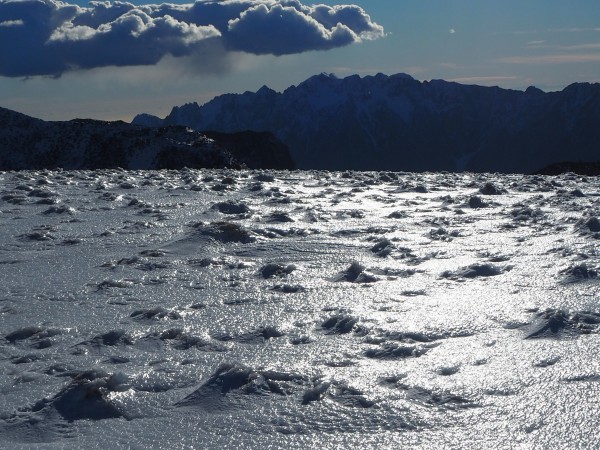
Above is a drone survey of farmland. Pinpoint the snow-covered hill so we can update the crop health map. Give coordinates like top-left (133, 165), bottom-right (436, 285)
top-left (133, 73), bottom-right (600, 173)
top-left (2, 168), bottom-right (600, 447)
top-left (0, 107), bottom-right (294, 171)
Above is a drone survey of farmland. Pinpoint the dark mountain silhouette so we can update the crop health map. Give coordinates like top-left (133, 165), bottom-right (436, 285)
top-left (534, 161), bottom-right (600, 176)
top-left (0, 107), bottom-right (294, 171)
top-left (133, 73), bottom-right (600, 173)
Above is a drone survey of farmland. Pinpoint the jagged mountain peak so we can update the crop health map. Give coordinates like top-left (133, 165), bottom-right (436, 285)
top-left (256, 85), bottom-right (277, 96)
top-left (298, 72), bottom-right (338, 85)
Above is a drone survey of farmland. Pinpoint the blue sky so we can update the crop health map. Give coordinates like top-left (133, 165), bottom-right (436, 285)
top-left (1, 0), bottom-right (599, 121)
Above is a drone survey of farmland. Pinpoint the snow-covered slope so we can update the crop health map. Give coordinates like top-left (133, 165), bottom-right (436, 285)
top-left (2, 168), bottom-right (600, 448)
top-left (134, 73), bottom-right (600, 172)
top-left (0, 107), bottom-right (294, 171)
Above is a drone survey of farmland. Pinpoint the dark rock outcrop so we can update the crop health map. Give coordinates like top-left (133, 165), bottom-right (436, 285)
top-left (203, 130), bottom-right (295, 170)
top-left (534, 161), bottom-right (600, 176)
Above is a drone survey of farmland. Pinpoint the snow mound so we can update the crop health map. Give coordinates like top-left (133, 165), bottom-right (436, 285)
top-left (335, 261), bottom-right (378, 283)
top-left (559, 263), bottom-right (598, 284)
top-left (175, 363), bottom-right (374, 411)
top-left (575, 216), bottom-right (600, 237)
top-left (130, 307), bottom-right (182, 321)
top-left (364, 343), bottom-right (433, 359)
top-left (441, 263), bottom-right (508, 280)
top-left (525, 309), bottom-right (600, 339)
top-left (320, 314), bottom-right (360, 335)
top-left (479, 182), bottom-right (507, 195)
top-left (260, 263), bottom-right (296, 279)
top-left (400, 385), bottom-right (475, 409)
top-left (189, 221), bottom-right (257, 244)
top-left (212, 201), bottom-right (251, 215)
top-left (213, 326), bottom-right (285, 344)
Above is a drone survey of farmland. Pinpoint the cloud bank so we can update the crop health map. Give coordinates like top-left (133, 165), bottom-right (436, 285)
top-left (0, 0), bottom-right (384, 77)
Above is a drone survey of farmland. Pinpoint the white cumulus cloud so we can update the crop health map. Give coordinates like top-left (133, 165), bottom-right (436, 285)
top-left (0, 18), bottom-right (23, 27)
top-left (0, 0), bottom-right (385, 77)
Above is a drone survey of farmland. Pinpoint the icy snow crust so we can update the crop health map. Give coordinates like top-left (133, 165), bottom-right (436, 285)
top-left (1, 168), bottom-right (600, 448)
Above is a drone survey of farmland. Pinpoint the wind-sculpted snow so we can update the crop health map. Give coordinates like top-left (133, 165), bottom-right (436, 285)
top-left (1, 168), bottom-right (600, 448)
top-left (524, 309), bottom-right (600, 339)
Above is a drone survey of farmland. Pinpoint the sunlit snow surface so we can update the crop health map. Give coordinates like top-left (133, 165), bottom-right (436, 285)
top-left (1, 169), bottom-right (600, 448)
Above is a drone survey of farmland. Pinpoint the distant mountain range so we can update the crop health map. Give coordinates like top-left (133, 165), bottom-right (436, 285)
top-left (134, 73), bottom-right (600, 173)
top-left (2, 73), bottom-right (598, 174)
top-left (0, 107), bottom-right (293, 171)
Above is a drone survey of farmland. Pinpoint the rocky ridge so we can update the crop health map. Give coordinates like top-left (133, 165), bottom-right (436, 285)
top-left (134, 73), bottom-right (600, 173)
top-left (0, 107), bottom-right (294, 171)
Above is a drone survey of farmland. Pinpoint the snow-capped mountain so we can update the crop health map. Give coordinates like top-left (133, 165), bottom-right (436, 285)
top-left (0, 107), bottom-right (294, 171)
top-left (133, 73), bottom-right (600, 173)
